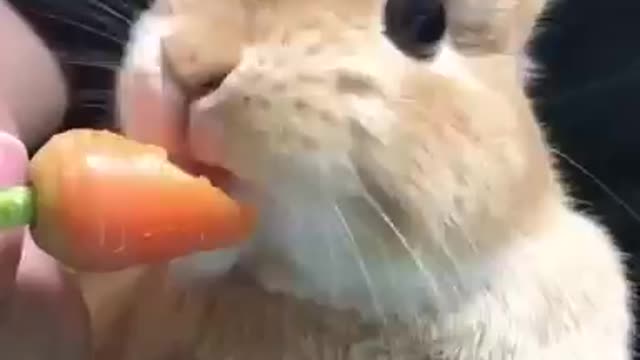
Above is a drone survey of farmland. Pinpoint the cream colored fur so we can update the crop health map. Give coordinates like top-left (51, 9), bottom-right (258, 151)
top-left (79, 0), bottom-right (632, 359)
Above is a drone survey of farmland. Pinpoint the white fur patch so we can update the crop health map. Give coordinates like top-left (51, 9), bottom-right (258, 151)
top-left (430, 40), bottom-right (482, 90)
top-left (168, 247), bottom-right (243, 285)
top-left (122, 13), bottom-right (175, 78)
top-left (348, 95), bottom-right (397, 145)
top-left (242, 193), bottom-right (444, 323)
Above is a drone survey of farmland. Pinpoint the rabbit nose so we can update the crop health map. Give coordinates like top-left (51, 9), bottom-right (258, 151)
top-left (159, 0), bottom-right (246, 97)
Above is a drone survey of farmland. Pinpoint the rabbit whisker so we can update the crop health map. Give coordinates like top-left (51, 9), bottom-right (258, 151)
top-left (87, 0), bottom-right (133, 25)
top-left (35, 11), bottom-right (125, 45)
top-left (333, 202), bottom-right (387, 324)
top-left (358, 190), bottom-right (444, 304)
top-left (551, 148), bottom-right (640, 225)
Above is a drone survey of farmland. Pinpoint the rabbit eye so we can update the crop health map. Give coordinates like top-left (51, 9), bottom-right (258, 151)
top-left (383, 0), bottom-right (446, 59)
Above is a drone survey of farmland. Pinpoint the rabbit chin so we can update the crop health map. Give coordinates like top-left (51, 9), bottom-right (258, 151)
top-left (158, 189), bottom-right (442, 324)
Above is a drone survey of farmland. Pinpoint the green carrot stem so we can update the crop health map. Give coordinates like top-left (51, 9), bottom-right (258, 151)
top-left (0, 186), bottom-right (34, 229)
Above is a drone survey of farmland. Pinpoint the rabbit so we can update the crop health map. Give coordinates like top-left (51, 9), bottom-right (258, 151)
top-left (77, 0), bottom-right (633, 359)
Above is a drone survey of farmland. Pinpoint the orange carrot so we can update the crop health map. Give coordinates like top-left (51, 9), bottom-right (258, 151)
top-left (0, 129), bottom-right (256, 272)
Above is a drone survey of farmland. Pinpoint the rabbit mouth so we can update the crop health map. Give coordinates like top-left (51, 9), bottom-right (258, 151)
top-left (116, 47), bottom-right (255, 206)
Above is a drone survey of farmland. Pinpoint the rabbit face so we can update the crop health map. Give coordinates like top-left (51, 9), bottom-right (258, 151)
top-left (116, 0), bottom-right (554, 315)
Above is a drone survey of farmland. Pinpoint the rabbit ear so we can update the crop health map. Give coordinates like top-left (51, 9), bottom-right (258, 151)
top-left (445, 0), bottom-right (547, 54)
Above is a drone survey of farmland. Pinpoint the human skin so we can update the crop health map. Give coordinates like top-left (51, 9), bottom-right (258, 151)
top-left (0, 1), bottom-right (90, 359)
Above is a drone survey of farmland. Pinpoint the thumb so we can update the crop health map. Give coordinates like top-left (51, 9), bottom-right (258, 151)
top-left (0, 130), bottom-right (28, 186)
top-left (0, 131), bottom-right (28, 303)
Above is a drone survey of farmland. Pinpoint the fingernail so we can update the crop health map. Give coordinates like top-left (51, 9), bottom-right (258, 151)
top-left (0, 131), bottom-right (28, 187)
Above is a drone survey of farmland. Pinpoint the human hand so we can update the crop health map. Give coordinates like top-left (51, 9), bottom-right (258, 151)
top-left (0, 2), bottom-right (90, 359)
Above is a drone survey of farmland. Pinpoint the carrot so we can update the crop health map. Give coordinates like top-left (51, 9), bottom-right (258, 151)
top-left (0, 129), bottom-right (256, 272)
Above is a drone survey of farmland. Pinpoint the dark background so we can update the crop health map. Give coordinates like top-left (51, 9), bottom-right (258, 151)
top-left (9, 0), bottom-right (640, 356)
top-left (527, 6), bottom-right (640, 354)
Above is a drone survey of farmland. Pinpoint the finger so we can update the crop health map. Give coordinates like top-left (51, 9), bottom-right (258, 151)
top-left (0, 234), bottom-right (91, 360)
top-left (0, 1), bottom-right (67, 148)
top-left (0, 131), bottom-right (28, 187)
top-left (0, 229), bottom-right (21, 305)
top-left (0, 131), bottom-right (27, 303)
top-left (17, 234), bottom-right (90, 345)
